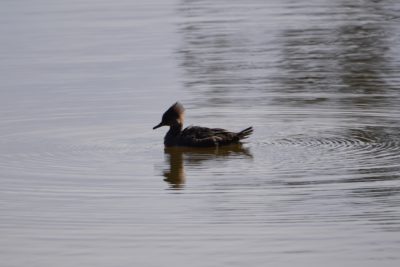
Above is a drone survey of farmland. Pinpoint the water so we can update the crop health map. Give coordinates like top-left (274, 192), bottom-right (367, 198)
top-left (1, 0), bottom-right (400, 266)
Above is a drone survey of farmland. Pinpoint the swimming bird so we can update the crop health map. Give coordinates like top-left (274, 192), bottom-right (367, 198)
top-left (153, 102), bottom-right (253, 147)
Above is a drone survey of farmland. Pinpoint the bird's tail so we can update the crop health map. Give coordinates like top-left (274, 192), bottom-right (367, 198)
top-left (237, 127), bottom-right (253, 140)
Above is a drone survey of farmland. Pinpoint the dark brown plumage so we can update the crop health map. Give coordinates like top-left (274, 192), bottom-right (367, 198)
top-left (153, 102), bottom-right (253, 147)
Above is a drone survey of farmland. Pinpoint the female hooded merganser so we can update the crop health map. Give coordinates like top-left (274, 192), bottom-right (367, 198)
top-left (153, 102), bottom-right (253, 147)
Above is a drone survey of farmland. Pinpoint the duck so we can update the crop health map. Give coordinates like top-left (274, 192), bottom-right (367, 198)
top-left (153, 102), bottom-right (253, 147)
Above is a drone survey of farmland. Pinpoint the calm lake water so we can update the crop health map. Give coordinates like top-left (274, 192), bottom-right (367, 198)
top-left (1, 0), bottom-right (400, 266)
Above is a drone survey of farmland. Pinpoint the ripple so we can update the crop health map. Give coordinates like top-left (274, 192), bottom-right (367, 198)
top-left (0, 123), bottom-right (157, 178)
top-left (259, 129), bottom-right (400, 177)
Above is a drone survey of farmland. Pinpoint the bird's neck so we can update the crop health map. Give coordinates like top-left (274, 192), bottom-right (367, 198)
top-left (169, 122), bottom-right (183, 134)
top-left (167, 122), bottom-right (183, 136)
top-left (164, 122), bottom-right (183, 146)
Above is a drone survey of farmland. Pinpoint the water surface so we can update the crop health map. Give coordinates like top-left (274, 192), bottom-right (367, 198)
top-left (1, 0), bottom-right (400, 266)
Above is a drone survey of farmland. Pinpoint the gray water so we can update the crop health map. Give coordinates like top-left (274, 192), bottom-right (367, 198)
top-left (1, 0), bottom-right (400, 266)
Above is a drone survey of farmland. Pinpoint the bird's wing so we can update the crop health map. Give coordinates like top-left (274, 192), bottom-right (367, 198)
top-left (180, 126), bottom-right (236, 147)
top-left (180, 126), bottom-right (216, 147)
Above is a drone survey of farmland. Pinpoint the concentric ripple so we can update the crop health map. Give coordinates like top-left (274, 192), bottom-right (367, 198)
top-left (260, 128), bottom-right (400, 178)
top-left (0, 123), bottom-right (157, 178)
top-left (2, 0), bottom-right (400, 266)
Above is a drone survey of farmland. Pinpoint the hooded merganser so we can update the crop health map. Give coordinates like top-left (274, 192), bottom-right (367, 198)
top-left (153, 102), bottom-right (253, 147)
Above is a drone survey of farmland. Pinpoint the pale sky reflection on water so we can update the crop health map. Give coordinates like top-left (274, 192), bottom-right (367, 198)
top-left (1, 0), bottom-right (400, 266)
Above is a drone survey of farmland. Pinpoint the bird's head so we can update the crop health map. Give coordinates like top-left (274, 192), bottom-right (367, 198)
top-left (153, 102), bottom-right (185, 129)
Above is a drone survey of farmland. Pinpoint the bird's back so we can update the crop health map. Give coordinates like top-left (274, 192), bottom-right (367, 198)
top-left (178, 126), bottom-right (252, 147)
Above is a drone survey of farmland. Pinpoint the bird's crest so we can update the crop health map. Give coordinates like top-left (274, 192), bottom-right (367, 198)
top-left (162, 102), bottom-right (185, 121)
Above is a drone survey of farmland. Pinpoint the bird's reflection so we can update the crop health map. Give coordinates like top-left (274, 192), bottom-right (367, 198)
top-left (162, 145), bottom-right (252, 189)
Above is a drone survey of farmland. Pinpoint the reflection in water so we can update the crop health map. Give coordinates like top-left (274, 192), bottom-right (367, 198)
top-left (163, 147), bottom-right (185, 188)
top-left (278, 1), bottom-right (394, 107)
top-left (177, 0), bottom-right (400, 114)
top-left (177, 0), bottom-right (400, 235)
top-left (163, 145), bottom-right (252, 189)
top-left (336, 2), bottom-right (393, 107)
top-left (3, 1), bottom-right (400, 266)
top-left (177, 1), bottom-right (276, 108)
